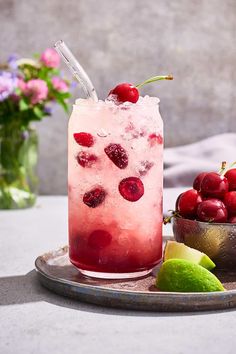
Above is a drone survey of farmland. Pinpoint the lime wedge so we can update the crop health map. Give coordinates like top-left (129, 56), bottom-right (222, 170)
top-left (164, 241), bottom-right (215, 270)
top-left (156, 259), bottom-right (225, 292)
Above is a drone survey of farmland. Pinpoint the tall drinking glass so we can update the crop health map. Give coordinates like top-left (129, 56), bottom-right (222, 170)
top-left (68, 96), bottom-right (163, 279)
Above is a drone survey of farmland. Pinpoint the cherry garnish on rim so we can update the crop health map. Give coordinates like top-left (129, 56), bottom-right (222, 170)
top-left (109, 83), bottom-right (139, 104)
top-left (107, 75), bottom-right (173, 104)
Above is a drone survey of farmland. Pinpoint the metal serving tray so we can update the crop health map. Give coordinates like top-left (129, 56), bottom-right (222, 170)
top-left (35, 244), bottom-right (236, 312)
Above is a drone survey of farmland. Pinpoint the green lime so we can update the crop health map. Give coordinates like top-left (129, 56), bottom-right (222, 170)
top-left (156, 259), bottom-right (225, 292)
top-left (164, 241), bottom-right (215, 271)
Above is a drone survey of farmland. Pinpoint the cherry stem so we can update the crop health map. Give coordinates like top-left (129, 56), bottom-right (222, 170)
top-left (220, 161), bottom-right (236, 175)
top-left (228, 161), bottom-right (236, 169)
top-left (218, 161), bottom-right (227, 175)
top-left (163, 210), bottom-right (180, 224)
top-left (136, 75), bottom-right (173, 89)
top-left (163, 215), bottom-right (172, 225)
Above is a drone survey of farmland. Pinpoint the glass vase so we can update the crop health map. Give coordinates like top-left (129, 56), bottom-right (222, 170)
top-left (0, 126), bottom-right (38, 209)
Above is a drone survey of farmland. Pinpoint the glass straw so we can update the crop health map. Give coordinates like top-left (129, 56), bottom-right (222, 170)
top-left (54, 40), bottom-right (98, 101)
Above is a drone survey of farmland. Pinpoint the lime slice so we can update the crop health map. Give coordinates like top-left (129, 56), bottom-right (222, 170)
top-left (156, 259), bottom-right (225, 292)
top-left (164, 241), bottom-right (215, 270)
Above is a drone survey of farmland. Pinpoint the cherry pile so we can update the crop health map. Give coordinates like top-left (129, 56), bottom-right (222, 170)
top-left (175, 163), bottom-right (236, 223)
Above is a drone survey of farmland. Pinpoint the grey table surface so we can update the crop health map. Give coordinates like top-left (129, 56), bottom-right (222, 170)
top-left (0, 189), bottom-right (236, 354)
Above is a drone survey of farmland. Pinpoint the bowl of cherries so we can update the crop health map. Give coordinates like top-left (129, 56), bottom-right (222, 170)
top-left (171, 162), bottom-right (236, 269)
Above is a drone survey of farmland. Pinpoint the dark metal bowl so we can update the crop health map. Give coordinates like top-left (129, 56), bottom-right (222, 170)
top-left (172, 217), bottom-right (236, 269)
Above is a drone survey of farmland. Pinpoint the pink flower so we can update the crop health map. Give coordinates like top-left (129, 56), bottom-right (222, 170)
top-left (23, 79), bottom-right (48, 104)
top-left (52, 77), bottom-right (69, 92)
top-left (40, 48), bottom-right (60, 68)
top-left (17, 78), bottom-right (27, 91)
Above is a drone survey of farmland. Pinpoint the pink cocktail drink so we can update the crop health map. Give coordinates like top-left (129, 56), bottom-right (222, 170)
top-left (68, 96), bottom-right (163, 278)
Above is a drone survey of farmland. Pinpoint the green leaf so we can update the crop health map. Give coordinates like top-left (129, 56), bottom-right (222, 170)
top-left (15, 87), bottom-right (21, 95)
top-left (54, 91), bottom-right (71, 100)
top-left (38, 66), bottom-right (50, 80)
top-left (58, 99), bottom-right (69, 113)
top-left (50, 69), bottom-right (60, 75)
top-left (19, 99), bottom-right (29, 111)
top-left (60, 92), bottom-right (71, 99)
top-left (52, 91), bottom-right (70, 113)
top-left (33, 106), bottom-right (44, 119)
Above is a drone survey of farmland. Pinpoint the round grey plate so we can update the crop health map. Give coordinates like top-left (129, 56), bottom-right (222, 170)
top-left (35, 245), bottom-right (236, 312)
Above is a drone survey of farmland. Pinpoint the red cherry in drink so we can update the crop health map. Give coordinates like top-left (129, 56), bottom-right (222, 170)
top-left (176, 189), bottom-right (202, 218)
top-left (104, 143), bottom-right (128, 169)
top-left (73, 132), bottom-right (94, 147)
top-left (76, 151), bottom-right (97, 168)
top-left (225, 168), bottom-right (236, 191)
top-left (200, 172), bottom-right (229, 199)
top-left (148, 133), bottom-right (163, 146)
top-left (229, 216), bottom-right (236, 223)
top-left (223, 191), bottom-right (236, 216)
top-left (138, 160), bottom-right (154, 176)
top-left (119, 177), bottom-right (144, 202)
top-left (193, 172), bottom-right (208, 191)
top-left (88, 230), bottom-right (112, 249)
top-left (197, 199), bottom-right (228, 223)
top-left (83, 186), bottom-right (106, 208)
top-left (108, 83), bottom-right (139, 104)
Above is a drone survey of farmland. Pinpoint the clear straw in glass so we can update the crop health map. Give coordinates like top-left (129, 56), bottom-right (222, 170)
top-left (54, 40), bottom-right (98, 102)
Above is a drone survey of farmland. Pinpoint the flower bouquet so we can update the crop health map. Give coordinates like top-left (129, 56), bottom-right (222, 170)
top-left (0, 48), bottom-right (72, 209)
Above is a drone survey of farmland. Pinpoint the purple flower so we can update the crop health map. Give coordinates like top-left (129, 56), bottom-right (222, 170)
top-left (44, 105), bottom-right (52, 115)
top-left (21, 131), bottom-right (30, 140)
top-left (0, 71), bottom-right (17, 101)
top-left (8, 54), bottom-right (18, 70)
top-left (70, 81), bottom-right (78, 89)
top-left (52, 77), bottom-right (69, 92)
top-left (22, 79), bottom-right (48, 104)
top-left (40, 48), bottom-right (60, 68)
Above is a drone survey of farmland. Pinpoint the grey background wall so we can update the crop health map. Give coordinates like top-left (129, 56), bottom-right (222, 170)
top-left (1, 0), bottom-right (236, 194)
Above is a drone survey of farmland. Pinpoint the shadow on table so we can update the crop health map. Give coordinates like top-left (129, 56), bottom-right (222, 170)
top-left (0, 270), bottom-right (234, 317)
